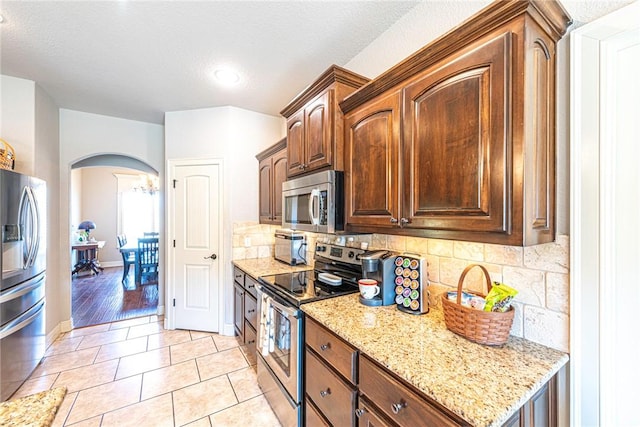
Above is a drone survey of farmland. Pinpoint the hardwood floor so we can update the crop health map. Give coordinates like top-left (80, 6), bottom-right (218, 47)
top-left (72, 267), bottom-right (158, 328)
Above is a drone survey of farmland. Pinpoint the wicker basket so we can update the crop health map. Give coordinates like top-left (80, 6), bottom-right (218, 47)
top-left (0, 139), bottom-right (16, 170)
top-left (441, 264), bottom-right (515, 346)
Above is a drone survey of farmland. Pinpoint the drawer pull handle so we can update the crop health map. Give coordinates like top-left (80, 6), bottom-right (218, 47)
top-left (247, 339), bottom-right (255, 344)
top-left (355, 408), bottom-right (366, 418)
top-left (247, 309), bottom-right (256, 314)
top-left (319, 388), bottom-right (331, 398)
top-left (247, 284), bottom-right (255, 289)
top-left (391, 400), bottom-right (407, 414)
top-left (319, 343), bottom-right (330, 351)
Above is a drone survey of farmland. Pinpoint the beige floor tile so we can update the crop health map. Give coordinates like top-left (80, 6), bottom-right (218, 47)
top-left (116, 347), bottom-right (170, 380)
top-left (94, 336), bottom-right (148, 363)
top-left (63, 323), bottom-right (111, 338)
top-left (66, 375), bottom-right (142, 424)
top-left (227, 367), bottom-right (262, 402)
top-left (101, 393), bottom-right (174, 427)
top-left (127, 321), bottom-right (165, 339)
top-left (147, 329), bottom-right (192, 350)
top-left (190, 330), bottom-right (215, 340)
top-left (66, 415), bottom-right (103, 426)
top-left (140, 359), bottom-right (199, 400)
top-left (76, 328), bottom-right (129, 350)
top-left (209, 395), bottom-right (281, 427)
top-left (109, 316), bottom-right (151, 330)
top-left (173, 375), bottom-right (238, 426)
top-left (45, 336), bottom-right (84, 356)
top-left (170, 337), bottom-right (217, 365)
top-left (183, 417), bottom-right (212, 427)
top-left (196, 347), bottom-right (248, 381)
top-left (52, 359), bottom-right (118, 393)
top-left (32, 347), bottom-right (100, 377)
top-left (12, 373), bottom-right (58, 399)
top-left (51, 391), bottom-right (77, 427)
top-left (212, 334), bottom-right (241, 351)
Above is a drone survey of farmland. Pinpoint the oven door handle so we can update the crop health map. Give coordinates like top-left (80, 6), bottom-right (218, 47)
top-left (256, 283), bottom-right (300, 319)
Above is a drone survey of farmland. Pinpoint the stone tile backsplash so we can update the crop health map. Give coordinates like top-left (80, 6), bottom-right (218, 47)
top-left (232, 222), bottom-right (570, 353)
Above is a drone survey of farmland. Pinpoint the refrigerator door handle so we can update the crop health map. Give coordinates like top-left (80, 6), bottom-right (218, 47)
top-left (0, 273), bottom-right (45, 304)
top-left (25, 187), bottom-right (40, 268)
top-left (17, 186), bottom-right (29, 269)
top-left (0, 300), bottom-right (45, 340)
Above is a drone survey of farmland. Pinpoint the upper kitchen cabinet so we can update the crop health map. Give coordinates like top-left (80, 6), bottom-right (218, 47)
top-left (281, 65), bottom-right (369, 178)
top-left (340, 0), bottom-right (571, 246)
top-left (256, 138), bottom-right (287, 225)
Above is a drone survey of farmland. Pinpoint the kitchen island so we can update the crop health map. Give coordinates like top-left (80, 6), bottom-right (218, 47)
top-left (302, 294), bottom-right (569, 427)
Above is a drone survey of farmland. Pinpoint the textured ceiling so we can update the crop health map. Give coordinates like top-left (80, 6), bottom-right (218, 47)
top-left (0, 1), bottom-right (419, 124)
top-left (0, 1), bottom-right (634, 125)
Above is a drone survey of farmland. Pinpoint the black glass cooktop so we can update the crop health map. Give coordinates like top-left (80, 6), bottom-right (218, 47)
top-left (258, 270), bottom-right (359, 307)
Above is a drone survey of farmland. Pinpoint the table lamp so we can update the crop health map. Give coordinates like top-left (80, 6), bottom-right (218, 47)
top-left (78, 221), bottom-right (96, 241)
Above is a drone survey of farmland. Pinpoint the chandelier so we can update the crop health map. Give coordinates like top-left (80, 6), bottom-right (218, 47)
top-left (134, 174), bottom-right (159, 195)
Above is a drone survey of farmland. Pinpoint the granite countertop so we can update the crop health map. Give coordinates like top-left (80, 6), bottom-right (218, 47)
top-left (233, 257), bottom-right (312, 278)
top-left (302, 294), bottom-right (569, 427)
top-left (0, 387), bottom-right (67, 427)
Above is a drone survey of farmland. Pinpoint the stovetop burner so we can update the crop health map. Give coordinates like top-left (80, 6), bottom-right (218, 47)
top-left (258, 269), bottom-right (359, 307)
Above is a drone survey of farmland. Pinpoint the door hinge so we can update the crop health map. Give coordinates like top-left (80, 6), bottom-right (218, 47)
top-left (173, 298), bottom-right (176, 307)
top-left (173, 179), bottom-right (177, 188)
top-left (173, 240), bottom-right (176, 248)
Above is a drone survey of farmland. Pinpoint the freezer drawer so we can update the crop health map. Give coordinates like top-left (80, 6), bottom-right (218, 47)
top-left (0, 299), bottom-right (45, 401)
top-left (0, 273), bottom-right (45, 326)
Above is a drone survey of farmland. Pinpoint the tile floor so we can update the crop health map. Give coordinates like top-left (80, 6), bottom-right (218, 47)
top-left (14, 316), bottom-right (282, 427)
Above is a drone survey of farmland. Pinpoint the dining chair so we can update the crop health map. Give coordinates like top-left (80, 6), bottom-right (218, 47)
top-left (136, 237), bottom-right (159, 285)
top-left (117, 234), bottom-right (135, 284)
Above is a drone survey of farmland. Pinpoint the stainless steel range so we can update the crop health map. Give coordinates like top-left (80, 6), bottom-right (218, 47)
top-left (256, 243), bottom-right (367, 427)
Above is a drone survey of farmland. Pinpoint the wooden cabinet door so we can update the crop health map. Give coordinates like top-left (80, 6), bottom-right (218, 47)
top-left (287, 110), bottom-right (305, 177)
top-left (304, 90), bottom-right (333, 173)
top-left (272, 149), bottom-right (288, 223)
top-left (402, 31), bottom-right (511, 236)
top-left (258, 157), bottom-right (273, 223)
top-left (233, 282), bottom-right (244, 338)
top-left (344, 91), bottom-right (401, 228)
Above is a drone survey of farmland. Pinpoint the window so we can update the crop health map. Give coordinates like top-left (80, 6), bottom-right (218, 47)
top-left (115, 173), bottom-right (159, 238)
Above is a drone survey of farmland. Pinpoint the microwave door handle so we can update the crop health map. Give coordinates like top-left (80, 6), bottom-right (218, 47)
top-left (309, 189), bottom-right (320, 225)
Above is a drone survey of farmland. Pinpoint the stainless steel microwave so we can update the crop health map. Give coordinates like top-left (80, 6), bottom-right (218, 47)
top-left (282, 170), bottom-right (344, 234)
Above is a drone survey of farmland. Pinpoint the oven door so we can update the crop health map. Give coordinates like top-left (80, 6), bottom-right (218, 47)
top-left (256, 284), bottom-right (302, 404)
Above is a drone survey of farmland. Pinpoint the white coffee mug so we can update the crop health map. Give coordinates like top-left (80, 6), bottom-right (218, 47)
top-left (359, 279), bottom-right (380, 299)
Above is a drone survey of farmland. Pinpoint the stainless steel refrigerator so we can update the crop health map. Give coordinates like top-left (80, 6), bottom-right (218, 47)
top-left (0, 169), bottom-right (46, 401)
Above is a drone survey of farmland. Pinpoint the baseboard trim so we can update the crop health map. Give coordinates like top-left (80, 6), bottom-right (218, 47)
top-left (99, 261), bottom-right (120, 268)
top-left (221, 322), bottom-right (235, 337)
top-left (45, 323), bottom-right (62, 350)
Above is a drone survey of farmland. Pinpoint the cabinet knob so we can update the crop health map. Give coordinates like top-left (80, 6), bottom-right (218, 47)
top-left (400, 217), bottom-right (409, 226)
top-left (390, 217), bottom-right (398, 224)
top-left (391, 400), bottom-right (407, 414)
top-left (298, 165), bottom-right (304, 170)
top-left (319, 343), bottom-right (330, 351)
top-left (355, 408), bottom-right (366, 418)
top-left (247, 339), bottom-right (255, 345)
top-left (319, 388), bottom-right (331, 398)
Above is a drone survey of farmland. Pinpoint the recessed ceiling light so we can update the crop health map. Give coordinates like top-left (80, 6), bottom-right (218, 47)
top-left (214, 68), bottom-right (240, 86)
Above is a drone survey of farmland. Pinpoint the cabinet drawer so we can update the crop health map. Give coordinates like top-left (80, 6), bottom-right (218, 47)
top-left (306, 317), bottom-right (357, 384)
top-left (233, 267), bottom-right (245, 286)
top-left (306, 349), bottom-right (357, 427)
top-left (244, 275), bottom-right (258, 298)
top-left (244, 293), bottom-right (258, 329)
top-left (305, 399), bottom-right (330, 427)
top-left (243, 321), bottom-right (257, 367)
top-left (359, 355), bottom-right (463, 427)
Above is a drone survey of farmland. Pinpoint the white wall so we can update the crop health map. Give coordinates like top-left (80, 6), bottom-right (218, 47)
top-left (60, 109), bottom-right (164, 328)
top-left (165, 105), bottom-right (284, 331)
top-left (0, 75), bottom-right (36, 175)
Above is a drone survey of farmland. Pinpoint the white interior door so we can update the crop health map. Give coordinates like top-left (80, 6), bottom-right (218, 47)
top-left (570, 3), bottom-right (640, 425)
top-left (169, 160), bottom-right (222, 332)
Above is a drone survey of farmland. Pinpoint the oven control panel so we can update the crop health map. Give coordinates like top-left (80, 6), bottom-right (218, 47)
top-left (315, 243), bottom-right (365, 266)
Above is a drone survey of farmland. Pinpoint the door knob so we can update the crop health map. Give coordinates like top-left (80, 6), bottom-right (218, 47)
top-left (204, 253), bottom-right (217, 260)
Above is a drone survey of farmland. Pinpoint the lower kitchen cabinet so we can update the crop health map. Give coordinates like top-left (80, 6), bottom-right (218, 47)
top-left (305, 316), bottom-right (560, 427)
top-left (305, 316), bottom-right (358, 426)
top-left (233, 266), bottom-right (259, 351)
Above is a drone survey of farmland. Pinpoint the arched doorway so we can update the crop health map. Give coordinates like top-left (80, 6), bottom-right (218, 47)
top-left (70, 154), bottom-right (160, 328)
